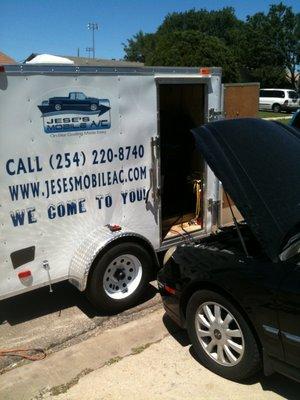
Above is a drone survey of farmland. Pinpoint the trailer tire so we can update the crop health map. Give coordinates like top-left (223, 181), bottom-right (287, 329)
top-left (86, 242), bottom-right (153, 314)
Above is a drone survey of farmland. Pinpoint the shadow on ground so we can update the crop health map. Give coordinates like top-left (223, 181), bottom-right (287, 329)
top-left (0, 281), bottom-right (158, 326)
top-left (162, 313), bottom-right (190, 346)
top-left (163, 312), bottom-right (300, 400)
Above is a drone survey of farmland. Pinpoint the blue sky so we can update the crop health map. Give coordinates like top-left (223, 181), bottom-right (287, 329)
top-left (1, 0), bottom-right (299, 62)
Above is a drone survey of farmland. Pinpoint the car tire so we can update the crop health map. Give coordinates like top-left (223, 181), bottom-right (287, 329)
top-left (86, 242), bottom-right (153, 314)
top-left (90, 103), bottom-right (97, 111)
top-left (272, 103), bottom-right (281, 113)
top-left (186, 290), bottom-right (261, 381)
top-left (54, 103), bottom-right (62, 111)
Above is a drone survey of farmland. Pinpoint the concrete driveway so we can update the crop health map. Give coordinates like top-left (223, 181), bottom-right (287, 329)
top-left (1, 308), bottom-right (299, 399)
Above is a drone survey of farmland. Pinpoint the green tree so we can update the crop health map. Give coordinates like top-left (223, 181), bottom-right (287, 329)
top-left (243, 3), bottom-right (300, 88)
top-left (243, 12), bottom-right (286, 87)
top-left (149, 31), bottom-right (240, 82)
top-left (123, 8), bottom-right (243, 82)
top-left (157, 7), bottom-right (243, 45)
top-left (157, 7), bottom-right (246, 66)
top-left (123, 31), bottom-right (156, 63)
top-left (123, 4), bottom-right (299, 87)
top-left (268, 3), bottom-right (300, 89)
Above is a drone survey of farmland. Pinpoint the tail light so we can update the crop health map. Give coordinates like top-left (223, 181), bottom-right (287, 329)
top-left (164, 285), bottom-right (176, 295)
top-left (199, 67), bottom-right (211, 76)
top-left (18, 270), bottom-right (32, 279)
top-left (0, 66), bottom-right (5, 73)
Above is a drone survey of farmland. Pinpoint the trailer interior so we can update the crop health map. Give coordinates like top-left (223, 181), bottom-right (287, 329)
top-left (158, 83), bottom-right (206, 240)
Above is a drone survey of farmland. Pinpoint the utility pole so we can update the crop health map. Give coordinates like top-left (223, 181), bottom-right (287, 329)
top-left (87, 22), bottom-right (99, 59)
top-left (86, 47), bottom-right (93, 58)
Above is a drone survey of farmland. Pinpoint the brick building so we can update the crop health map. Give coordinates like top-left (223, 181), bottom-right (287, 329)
top-left (0, 51), bottom-right (16, 64)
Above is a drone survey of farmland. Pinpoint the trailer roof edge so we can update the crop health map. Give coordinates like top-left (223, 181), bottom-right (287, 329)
top-left (1, 64), bottom-right (222, 77)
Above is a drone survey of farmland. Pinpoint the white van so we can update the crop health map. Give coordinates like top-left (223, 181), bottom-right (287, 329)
top-left (259, 88), bottom-right (299, 113)
top-left (0, 63), bottom-right (223, 313)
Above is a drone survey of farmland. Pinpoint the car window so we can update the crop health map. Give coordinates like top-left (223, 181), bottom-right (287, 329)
top-left (273, 90), bottom-right (285, 98)
top-left (260, 90), bottom-right (269, 97)
top-left (70, 93), bottom-right (76, 100)
top-left (288, 91), bottom-right (298, 99)
top-left (264, 91), bottom-right (271, 97)
top-left (76, 93), bottom-right (86, 100)
top-left (261, 90), bottom-right (274, 98)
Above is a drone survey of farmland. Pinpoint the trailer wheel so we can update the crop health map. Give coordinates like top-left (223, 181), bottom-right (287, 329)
top-left (86, 242), bottom-right (153, 314)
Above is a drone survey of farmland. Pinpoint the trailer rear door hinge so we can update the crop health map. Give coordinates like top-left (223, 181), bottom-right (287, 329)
top-left (208, 198), bottom-right (221, 226)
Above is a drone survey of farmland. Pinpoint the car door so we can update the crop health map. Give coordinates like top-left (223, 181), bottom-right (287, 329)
top-left (67, 92), bottom-right (78, 109)
top-left (239, 258), bottom-right (286, 361)
top-left (268, 90), bottom-right (278, 110)
top-left (76, 92), bottom-right (88, 108)
top-left (277, 259), bottom-right (300, 368)
top-left (259, 90), bottom-right (267, 110)
top-left (260, 90), bottom-right (273, 110)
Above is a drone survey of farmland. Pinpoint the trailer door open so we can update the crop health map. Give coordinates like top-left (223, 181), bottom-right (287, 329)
top-left (156, 80), bottom-right (208, 244)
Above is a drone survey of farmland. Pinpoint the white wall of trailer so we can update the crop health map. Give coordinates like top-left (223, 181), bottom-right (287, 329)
top-left (0, 67), bottom-right (222, 300)
top-left (0, 73), bottom-right (160, 299)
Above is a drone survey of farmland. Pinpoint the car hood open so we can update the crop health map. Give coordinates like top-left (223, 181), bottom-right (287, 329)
top-left (192, 118), bottom-right (300, 261)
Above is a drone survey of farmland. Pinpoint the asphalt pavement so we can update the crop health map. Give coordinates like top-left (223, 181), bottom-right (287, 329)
top-left (0, 280), bottom-right (160, 372)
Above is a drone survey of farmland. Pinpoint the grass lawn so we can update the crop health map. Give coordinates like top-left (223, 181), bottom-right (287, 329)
top-left (258, 111), bottom-right (293, 119)
top-left (272, 118), bottom-right (291, 125)
top-left (258, 110), bottom-right (292, 125)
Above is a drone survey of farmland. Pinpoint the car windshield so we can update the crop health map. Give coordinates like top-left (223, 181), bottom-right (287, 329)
top-left (288, 91), bottom-right (298, 99)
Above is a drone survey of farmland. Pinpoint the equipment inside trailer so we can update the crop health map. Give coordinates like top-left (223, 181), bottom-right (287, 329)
top-left (159, 83), bottom-right (206, 240)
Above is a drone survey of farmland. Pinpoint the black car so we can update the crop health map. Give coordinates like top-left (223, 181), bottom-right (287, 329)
top-left (158, 118), bottom-right (300, 382)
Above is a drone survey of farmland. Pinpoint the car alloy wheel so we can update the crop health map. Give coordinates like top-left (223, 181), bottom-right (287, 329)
top-left (186, 290), bottom-right (261, 381)
top-left (195, 301), bottom-right (244, 366)
top-left (55, 103), bottom-right (62, 111)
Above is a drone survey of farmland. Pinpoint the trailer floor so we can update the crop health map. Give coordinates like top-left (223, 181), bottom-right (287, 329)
top-left (0, 280), bottom-right (160, 373)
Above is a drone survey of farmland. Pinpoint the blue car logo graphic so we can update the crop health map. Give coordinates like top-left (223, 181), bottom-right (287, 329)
top-left (38, 91), bottom-right (111, 134)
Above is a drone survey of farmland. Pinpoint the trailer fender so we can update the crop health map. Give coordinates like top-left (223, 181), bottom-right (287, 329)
top-left (68, 226), bottom-right (158, 292)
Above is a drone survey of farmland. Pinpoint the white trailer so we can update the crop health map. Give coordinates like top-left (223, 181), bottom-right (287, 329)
top-left (0, 64), bottom-right (222, 313)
